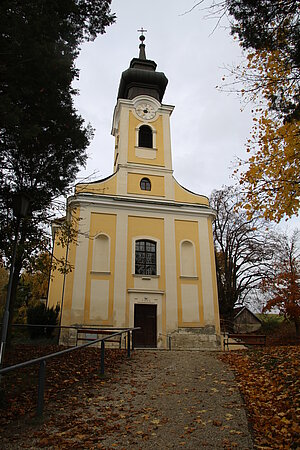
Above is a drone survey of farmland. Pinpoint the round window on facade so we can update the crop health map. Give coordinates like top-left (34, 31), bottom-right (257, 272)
top-left (140, 177), bottom-right (151, 191)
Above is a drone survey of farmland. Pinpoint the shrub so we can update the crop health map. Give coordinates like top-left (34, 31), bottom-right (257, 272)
top-left (260, 314), bottom-right (284, 334)
top-left (26, 303), bottom-right (60, 339)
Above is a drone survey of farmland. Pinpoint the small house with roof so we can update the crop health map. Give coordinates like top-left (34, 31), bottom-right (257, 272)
top-left (233, 306), bottom-right (262, 333)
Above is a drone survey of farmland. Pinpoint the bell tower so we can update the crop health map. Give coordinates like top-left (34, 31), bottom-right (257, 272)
top-left (111, 33), bottom-right (175, 199)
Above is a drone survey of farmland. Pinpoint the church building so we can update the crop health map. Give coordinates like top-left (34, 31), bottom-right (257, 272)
top-left (47, 35), bottom-right (221, 349)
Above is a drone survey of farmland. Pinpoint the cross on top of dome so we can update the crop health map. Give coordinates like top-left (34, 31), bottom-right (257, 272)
top-left (137, 27), bottom-right (147, 59)
top-left (137, 27), bottom-right (147, 41)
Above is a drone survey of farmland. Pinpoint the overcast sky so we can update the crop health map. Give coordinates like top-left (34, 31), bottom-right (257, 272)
top-left (72, 0), bottom-right (298, 230)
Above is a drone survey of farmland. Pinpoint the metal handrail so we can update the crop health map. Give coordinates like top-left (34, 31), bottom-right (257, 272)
top-left (159, 332), bottom-right (172, 350)
top-left (0, 327), bottom-right (140, 416)
top-left (0, 323), bottom-right (139, 330)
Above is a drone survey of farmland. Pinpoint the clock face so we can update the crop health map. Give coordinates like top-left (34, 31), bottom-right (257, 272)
top-left (135, 103), bottom-right (156, 120)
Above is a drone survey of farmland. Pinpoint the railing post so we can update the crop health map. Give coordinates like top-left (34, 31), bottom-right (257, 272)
top-left (132, 330), bottom-right (135, 352)
top-left (127, 331), bottom-right (131, 358)
top-left (37, 360), bottom-right (46, 416)
top-left (168, 336), bottom-right (171, 351)
top-left (100, 340), bottom-right (105, 375)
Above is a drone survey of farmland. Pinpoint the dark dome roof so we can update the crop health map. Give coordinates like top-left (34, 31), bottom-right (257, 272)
top-left (117, 42), bottom-right (168, 102)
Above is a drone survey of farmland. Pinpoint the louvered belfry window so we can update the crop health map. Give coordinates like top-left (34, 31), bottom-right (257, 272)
top-left (138, 125), bottom-right (153, 148)
top-left (135, 240), bottom-right (156, 275)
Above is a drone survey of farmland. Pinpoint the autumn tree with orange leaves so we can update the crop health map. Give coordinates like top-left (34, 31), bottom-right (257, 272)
top-left (14, 252), bottom-right (52, 322)
top-left (188, 0), bottom-right (300, 221)
top-left (262, 230), bottom-right (300, 335)
top-left (235, 48), bottom-right (299, 222)
top-left (228, 0), bottom-right (300, 221)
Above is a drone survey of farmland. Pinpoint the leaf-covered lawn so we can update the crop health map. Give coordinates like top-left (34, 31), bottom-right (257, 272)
top-left (220, 346), bottom-right (300, 449)
top-left (0, 344), bottom-right (126, 429)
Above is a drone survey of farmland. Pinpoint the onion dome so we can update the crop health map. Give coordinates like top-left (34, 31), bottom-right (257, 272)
top-left (117, 33), bottom-right (168, 102)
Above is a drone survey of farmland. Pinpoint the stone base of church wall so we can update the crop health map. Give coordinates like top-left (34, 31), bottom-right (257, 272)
top-left (58, 327), bottom-right (125, 349)
top-left (58, 325), bottom-right (221, 351)
top-left (170, 326), bottom-right (221, 350)
top-left (59, 327), bottom-right (77, 347)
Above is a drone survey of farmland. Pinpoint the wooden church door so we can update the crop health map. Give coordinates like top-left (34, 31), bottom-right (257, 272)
top-left (134, 304), bottom-right (157, 348)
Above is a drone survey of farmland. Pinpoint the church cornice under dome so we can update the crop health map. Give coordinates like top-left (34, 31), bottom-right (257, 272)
top-left (67, 193), bottom-right (216, 220)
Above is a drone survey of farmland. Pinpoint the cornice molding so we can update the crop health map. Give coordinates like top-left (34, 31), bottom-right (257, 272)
top-left (128, 288), bottom-right (165, 295)
top-left (68, 193), bottom-right (216, 220)
top-left (118, 163), bottom-right (173, 174)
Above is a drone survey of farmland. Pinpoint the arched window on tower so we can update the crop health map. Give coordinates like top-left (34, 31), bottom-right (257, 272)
top-left (138, 125), bottom-right (153, 148)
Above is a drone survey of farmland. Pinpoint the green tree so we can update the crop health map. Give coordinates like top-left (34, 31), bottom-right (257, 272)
top-left (0, 0), bottom-right (115, 343)
top-left (27, 303), bottom-right (60, 339)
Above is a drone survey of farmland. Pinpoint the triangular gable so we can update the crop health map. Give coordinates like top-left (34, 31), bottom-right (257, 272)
top-left (234, 306), bottom-right (262, 324)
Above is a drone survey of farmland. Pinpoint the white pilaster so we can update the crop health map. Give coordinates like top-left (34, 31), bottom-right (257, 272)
top-left (198, 217), bottom-right (215, 324)
top-left (164, 215), bottom-right (178, 331)
top-left (71, 206), bottom-right (91, 319)
top-left (162, 113), bottom-right (173, 171)
top-left (113, 210), bottom-right (128, 326)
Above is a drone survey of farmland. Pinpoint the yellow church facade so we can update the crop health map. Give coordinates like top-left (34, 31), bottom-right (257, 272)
top-left (47, 37), bottom-right (220, 349)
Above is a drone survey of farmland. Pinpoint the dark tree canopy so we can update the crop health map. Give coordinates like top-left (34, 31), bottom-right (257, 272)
top-left (227, 0), bottom-right (300, 121)
top-left (0, 0), bottom-right (115, 341)
top-left (0, 0), bottom-right (115, 213)
top-left (228, 0), bottom-right (299, 58)
top-left (189, 0), bottom-right (299, 122)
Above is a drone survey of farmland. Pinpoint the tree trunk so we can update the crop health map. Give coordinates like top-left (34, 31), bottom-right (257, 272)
top-left (294, 318), bottom-right (300, 337)
top-left (6, 257), bottom-right (22, 348)
top-left (6, 220), bottom-right (27, 348)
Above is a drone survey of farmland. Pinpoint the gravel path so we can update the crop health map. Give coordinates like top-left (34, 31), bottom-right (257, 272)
top-left (2, 350), bottom-right (253, 449)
